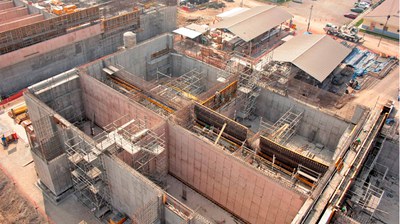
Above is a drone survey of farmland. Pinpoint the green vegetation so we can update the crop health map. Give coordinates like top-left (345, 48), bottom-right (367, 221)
top-left (354, 19), bottom-right (364, 27)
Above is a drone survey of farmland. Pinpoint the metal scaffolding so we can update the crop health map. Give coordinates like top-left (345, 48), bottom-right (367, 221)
top-left (236, 68), bottom-right (261, 119)
top-left (347, 180), bottom-right (385, 223)
top-left (64, 131), bottom-right (112, 218)
top-left (159, 68), bottom-right (206, 99)
top-left (98, 116), bottom-right (167, 185)
top-left (259, 107), bottom-right (303, 145)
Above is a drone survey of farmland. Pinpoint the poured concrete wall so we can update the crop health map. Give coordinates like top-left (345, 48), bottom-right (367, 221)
top-left (31, 152), bottom-right (72, 196)
top-left (30, 70), bottom-right (85, 123)
top-left (256, 90), bottom-right (349, 150)
top-left (168, 122), bottom-right (307, 224)
top-left (0, 27), bottom-right (115, 97)
top-left (80, 74), bottom-right (163, 129)
top-left (0, 7), bottom-right (175, 97)
top-left (171, 54), bottom-right (224, 89)
top-left (0, 1), bottom-right (14, 10)
top-left (136, 6), bottom-right (177, 42)
top-left (0, 7), bottom-right (27, 22)
top-left (0, 14), bottom-right (44, 32)
top-left (85, 34), bottom-right (174, 81)
top-left (13, 0), bottom-right (54, 18)
top-left (104, 155), bottom-right (162, 220)
top-left (165, 207), bottom-right (186, 224)
top-left (377, 140), bottom-right (399, 179)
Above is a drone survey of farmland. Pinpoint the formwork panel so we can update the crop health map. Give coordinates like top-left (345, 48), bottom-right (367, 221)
top-left (259, 136), bottom-right (329, 174)
top-left (167, 123), bottom-right (307, 223)
top-left (0, 6), bottom-right (99, 54)
top-left (194, 104), bottom-right (247, 143)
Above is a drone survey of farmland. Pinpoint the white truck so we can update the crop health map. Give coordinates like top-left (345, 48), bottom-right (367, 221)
top-left (324, 24), bottom-right (362, 43)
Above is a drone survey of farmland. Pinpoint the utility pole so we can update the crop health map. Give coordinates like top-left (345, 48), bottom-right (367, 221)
top-left (378, 15), bottom-right (390, 47)
top-left (307, 5), bottom-right (314, 33)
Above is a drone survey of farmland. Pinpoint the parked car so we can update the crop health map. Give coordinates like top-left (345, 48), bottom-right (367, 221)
top-left (344, 13), bottom-right (358, 19)
top-left (354, 2), bottom-right (370, 9)
top-left (351, 8), bottom-right (364, 13)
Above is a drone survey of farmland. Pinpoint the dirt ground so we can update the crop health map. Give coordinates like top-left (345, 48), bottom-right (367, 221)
top-left (177, 0), bottom-right (399, 57)
top-left (0, 170), bottom-right (45, 223)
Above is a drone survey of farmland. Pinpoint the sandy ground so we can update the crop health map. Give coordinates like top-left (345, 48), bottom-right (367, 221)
top-left (0, 106), bottom-right (101, 224)
top-left (178, 0), bottom-right (399, 57)
top-left (0, 170), bottom-right (46, 223)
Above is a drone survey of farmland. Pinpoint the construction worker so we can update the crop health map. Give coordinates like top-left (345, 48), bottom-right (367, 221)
top-left (1, 135), bottom-right (7, 147)
top-left (352, 138), bottom-right (361, 150)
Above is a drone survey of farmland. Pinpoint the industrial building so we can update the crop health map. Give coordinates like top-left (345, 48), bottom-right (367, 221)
top-left (362, 0), bottom-right (399, 40)
top-left (272, 34), bottom-right (352, 84)
top-left (23, 31), bottom-right (391, 223)
top-left (0, 0), bottom-right (177, 98)
top-left (209, 6), bottom-right (293, 56)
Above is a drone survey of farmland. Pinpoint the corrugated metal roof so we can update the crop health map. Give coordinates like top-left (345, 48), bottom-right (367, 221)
top-left (173, 27), bottom-right (202, 39)
top-left (216, 7), bottom-right (250, 19)
top-left (211, 6), bottom-right (293, 42)
top-left (273, 34), bottom-right (351, 82)
top-left (186, 23), bottom-right (209, 34)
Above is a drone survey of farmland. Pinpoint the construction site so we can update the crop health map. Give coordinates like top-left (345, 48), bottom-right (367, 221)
top-left (0, 0), bottom-right (398, 223)
top-left (0, 0), bottom-right (177, 98)
top-left (17, 27), bottom-right (396, 223)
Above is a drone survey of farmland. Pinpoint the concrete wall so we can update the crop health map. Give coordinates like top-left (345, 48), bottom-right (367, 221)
top-left (255, 90), bottom-right (349, 150)
top-left (0, 7), bottom-right (28, 22)
top-left (30, 70), bottom-right (85, 123)
top-left (0, 1), bottom-right (14, 10)
top-left (0, 7), bottom-right (176, 97)
top-left (84, 34), bottom-right (174, 81)
top-left (0, 27), bottom-right (117, 97)
top-left (13, 0), bottom-right (54, 18)
top-left (104, 155), bottom-right (162, 221)
top-left (31, 152), bottom-right (72, 196)
top-left (171, 54), bottom-right (225, 89)
top-left (0, 14), bottom-right (44, 32)
top-left (377, 140), bottom-right (399, 179)
top-left (165, 206), bottom-right (186, 224)
top-left (168, 122), bottom-right (307, 224)
top-left (136, 6), bottom-right (177, 42)
top-left (79, 74), bottom-right (164, 129)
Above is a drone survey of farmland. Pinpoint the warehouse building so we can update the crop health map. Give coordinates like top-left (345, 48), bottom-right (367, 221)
top-left (362, 0), bottom-right (399, 40)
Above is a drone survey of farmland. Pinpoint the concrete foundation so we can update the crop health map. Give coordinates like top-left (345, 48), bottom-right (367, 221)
top-left (168, 122), bottom-right (307, 224)
top-left (255, 89), bottom-right (350, 151)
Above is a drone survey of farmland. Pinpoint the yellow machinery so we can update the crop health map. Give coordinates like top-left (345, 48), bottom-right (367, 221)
top-left (9, 105), bottom-right (27, 118)
top-left (109, 212), bottom-right (127, 224)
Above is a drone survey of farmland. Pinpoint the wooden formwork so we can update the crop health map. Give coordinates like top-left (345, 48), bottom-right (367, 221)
top-left (0, 6), bottom-right (100, 54)
top-left (101, 10), bottom-right (140, 33)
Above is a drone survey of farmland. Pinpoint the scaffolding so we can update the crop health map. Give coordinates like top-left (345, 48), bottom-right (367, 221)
top-left (347, 179), bottom-right (385, 223)
top-left (236, 68), bottom-right (261, 119)
top-left (98, 116), bottom-right (167, 185)
top-left (102, 65), bottom-right (176, 117)
top-left (64, 131), bottom-right (112, 218)
top-left (162, 68), bottom-right (206, 98)
top-left (259, 107), bottom-right (303, 145)
top-left (0, 6), bottom-right (100, 54)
